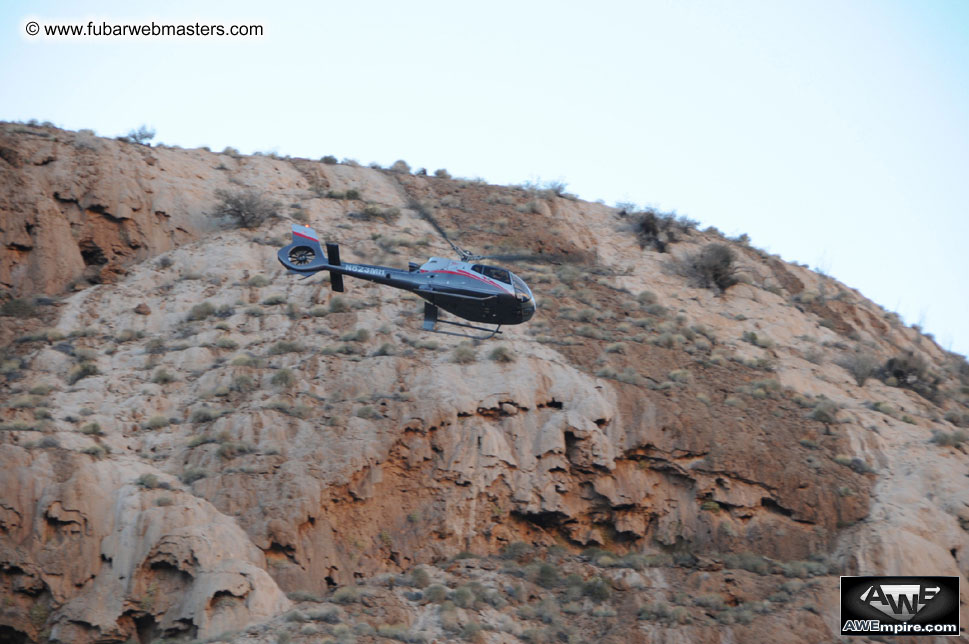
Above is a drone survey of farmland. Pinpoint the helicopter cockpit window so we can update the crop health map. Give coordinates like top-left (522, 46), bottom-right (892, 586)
top-left (480, 266), bottom-right (510, 284)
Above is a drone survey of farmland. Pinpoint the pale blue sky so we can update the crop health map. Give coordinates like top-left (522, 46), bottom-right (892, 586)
top-left (3, 1), bottom-right (967, 355)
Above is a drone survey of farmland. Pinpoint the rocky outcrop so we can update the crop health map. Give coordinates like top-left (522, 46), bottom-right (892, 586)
top-left (0, 448), bottom-right (288, 642)
top-left (1, 125), bottom-right (967, 642)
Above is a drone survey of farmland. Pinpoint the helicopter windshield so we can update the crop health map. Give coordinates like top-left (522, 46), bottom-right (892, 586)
top-left (511, 273), bottom-right (532, 302)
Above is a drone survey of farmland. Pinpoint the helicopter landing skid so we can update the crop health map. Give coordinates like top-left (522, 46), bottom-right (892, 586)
top-left (423, 303), bottom-right (502, 340)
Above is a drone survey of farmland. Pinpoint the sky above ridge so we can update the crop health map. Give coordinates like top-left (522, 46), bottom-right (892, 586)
top-left (3, 0), bottom-right (967, 355)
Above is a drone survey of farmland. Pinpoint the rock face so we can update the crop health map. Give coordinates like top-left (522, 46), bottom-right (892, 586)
top-left (1, 125), bottom-right (967, 643)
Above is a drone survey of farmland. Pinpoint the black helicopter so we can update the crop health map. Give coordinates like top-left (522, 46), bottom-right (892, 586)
top-left (277, 223), bottom-right (537, 339)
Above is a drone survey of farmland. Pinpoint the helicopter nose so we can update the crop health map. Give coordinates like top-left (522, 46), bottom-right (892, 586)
top-left (522, 300), bottom-right (536, 322)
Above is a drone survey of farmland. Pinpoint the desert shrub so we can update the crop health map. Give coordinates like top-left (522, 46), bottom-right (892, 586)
top-left (321, 154), bottom-right (338, 164)
top-left (694, 593), bottom-right (726, 611)
top-left (187, 301), bottom-right (216, 321)
top-left (271, 369), bottom-right (295, 388)
top-left (423, 584), bottom-right (447, 603)
top-left (930, 429), bottom-right (969, 447)
top-left (677, 243), bottom-right (738, 292)
top-left (623, 207), bottom-right (698, 252)
top-left (741, 330), bottom-right (773, 348)
top-left (214, 188), bottom-right (279, 229)
top-left (268, 341), bottom-right (303, 355)
top-left (191, 407), bottom-right (220, 423)
top-left (582, 577), bottom-right (611, 602)
top-left (434, 168), bottom-right (451, 179)
top-left (1, 298), bottom-right (37, 318)
top-left (143, 416), bottom-right (169, 430)
top-left (181, 467), bottom-right (207, 484)
top-left (215, 337), bottom-right (238, 350)
top-left (152, 369), bottom-right (175, 384)
top-left (120, 125), bottom-right (155, 145)
top-left (80, 422), bottom-right (103, 435)
top-left (837, 351), bottom-right (880, 386)
top-left (331, 586), bottom-right (363, 604)
top-left (410, 566), bottom-right (430, 588)
top-left (501, 541), bottom-right (534, 560)
top-left (355, 405), bottom-right (380, 419)
top-left (329, 297), bottom-right (350, 313)
top-left (248, 274), bottom-right (270, 287)
top-left (217, 441), bottom-right (255, 459)
top-left (879, 352), bottom-right (940, 401)
top-left (389, 159), bottom-right (411, 174)
top-left (135, 473), bottom-right (159, 489)
top-left (340, 328), bottom-right (370, 342)
top-left (809, 398), bottom-right (839, 424)
top-left (67, 362), bottom-right (99, 385)
top-left (262, 294), bottom-right (286, 306)
top-left (356, 203), bottom-right (401, 223)
top-left (489, 346), bottom-right (515, 363)
top-left (722, 552), bottom-right (770, 575)
top-left (451, 585), bottom-right (474, 608)
top-left (452, 343), bottom-right (476, 364)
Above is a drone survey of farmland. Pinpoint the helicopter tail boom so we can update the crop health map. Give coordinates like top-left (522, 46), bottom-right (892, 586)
top-left (289, 225), bottom-right (345, 291)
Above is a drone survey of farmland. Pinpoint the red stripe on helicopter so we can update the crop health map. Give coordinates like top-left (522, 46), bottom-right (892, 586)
top-left (293, 231), bottom-right (319, 242)
top-left (424, 269), bottom-right (512, 293)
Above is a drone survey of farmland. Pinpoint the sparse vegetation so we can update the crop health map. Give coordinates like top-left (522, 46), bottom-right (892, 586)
top-left (268, 341), bottom-right (304, 355)
top-left (1, 298), bottom-right (38, 318)
top-left (143, 416), bottom-right (169, 430)
top-left (271, 369), bottom-right (295, 388)
top-left (930, 429), bottom-right (968, 447)
top-left (489, 346), bottom-right (515, 363)
top-left (676, 243), bottom-right (738, 292)
top-left (452, 343), bottom-right (476, 364)
top-left (187, 301), bottom-right (216, 321)
top-left (837, 351), bottom-right (880, 386)
top-left (623, 207), bottom-right (698, 252)
top-left (214, 188), bottom-right (279, 229)
top-left (66, 362), bottom-right (99, 385)
top-left (152, 369), bottom-right (175, 384)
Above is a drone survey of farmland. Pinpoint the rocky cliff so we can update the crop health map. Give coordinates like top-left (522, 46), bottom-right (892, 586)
top-left (1, 122), bottom-right (967, 643)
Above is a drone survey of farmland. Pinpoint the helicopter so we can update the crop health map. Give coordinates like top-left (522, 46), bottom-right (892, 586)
top-left (277, 223), bottom-right (537, 339)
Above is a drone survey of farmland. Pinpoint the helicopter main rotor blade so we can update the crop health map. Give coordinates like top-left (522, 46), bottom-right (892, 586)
top-left (408, 199), bottom-right (471, 259)
top-left (470, 252), bottom-right (584, 264)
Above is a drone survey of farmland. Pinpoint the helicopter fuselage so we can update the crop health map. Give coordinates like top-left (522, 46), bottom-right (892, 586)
top-left (278, 239), bottom-right (536, 326)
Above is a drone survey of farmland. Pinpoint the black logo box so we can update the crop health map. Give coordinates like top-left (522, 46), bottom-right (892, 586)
top-left (841, 576), bottom-right (960, 635)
